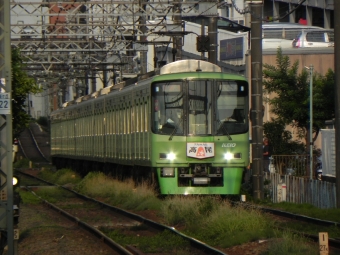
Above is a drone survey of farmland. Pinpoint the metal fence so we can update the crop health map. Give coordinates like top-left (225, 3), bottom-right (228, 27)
top-left (270, 154), bottom-right (317, 177)
top-left (264, 172), bottom-right (336, 209)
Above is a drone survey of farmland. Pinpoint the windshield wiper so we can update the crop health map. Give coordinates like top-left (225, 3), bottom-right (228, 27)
top-left (169, 118), bottom-right (183, 141)
top-left (217, 119), bottom-right (232, 140)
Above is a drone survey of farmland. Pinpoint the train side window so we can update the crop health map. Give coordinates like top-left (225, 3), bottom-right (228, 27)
top-left (144, 100), bottom-right (148, 132)
top-left (141, 100), bottom-right (144, 133)
top-left (128, 105), bottom-right (131, 134)
top-left (115, 109), bottom-right (118, 135)
top-left (120, 107), bottom-right (123, 134)
top-left (131, 102), bottom-right (135, 134)
top-left (136, 103), bottom-right (139, 132)
top-left (123, 107), bottom-right (125, 134)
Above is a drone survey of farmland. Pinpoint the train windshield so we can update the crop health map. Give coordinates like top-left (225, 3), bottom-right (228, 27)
top-left (188, 80), bottom-right (212, 135)
top-left (216, 81), bottom-right (248, 135)
top-left (152, 82), bottom-right (184, 135)
top-left (151, 80), bottom-right (248, 136)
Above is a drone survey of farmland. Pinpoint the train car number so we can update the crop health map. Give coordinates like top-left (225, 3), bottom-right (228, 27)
top-left (14, 229), bottom-right (19, 240)
top-left (0, 93), bottom-right (10, 114)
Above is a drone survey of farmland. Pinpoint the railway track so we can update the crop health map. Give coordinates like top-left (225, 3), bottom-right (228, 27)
top-left (16, 170), bottom-right (227, 255)
top-left (17, 169), bottom-right (340, 254)
top-left (232, 201), bottom-right (340, 253)
top-left (17, 122), bottom-right (50, 164)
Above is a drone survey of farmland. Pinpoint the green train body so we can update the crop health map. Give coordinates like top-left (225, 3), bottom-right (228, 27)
top-left (50, 60), bottom-right (250, 195)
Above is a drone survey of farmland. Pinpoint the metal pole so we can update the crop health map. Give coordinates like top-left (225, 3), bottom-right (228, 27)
top-left (334, 0), bottom-right (340, 208)
top-left (249, 1), bottom-right (264, 200)
top-left (173, 4), bottom-right (182, 61)
top-left (201, 19), bottom-right (205, 60)
top-left (309, 65), bottom-right (313, 180)
top-left (0, 0), bottom-right (15, 253)
top-left (139, 0), bottom-right (147, 74)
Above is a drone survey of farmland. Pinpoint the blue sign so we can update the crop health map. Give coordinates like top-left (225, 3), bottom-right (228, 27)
top-left (220, 37), bottom-right (244, 60)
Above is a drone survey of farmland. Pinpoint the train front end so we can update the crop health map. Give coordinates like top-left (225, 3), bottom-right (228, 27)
top-left (150, 60), bottom-right (249, 195)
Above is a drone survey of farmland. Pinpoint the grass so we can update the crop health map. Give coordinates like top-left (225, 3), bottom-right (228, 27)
top-left (101, 228), bottom-right (190, 254)
top-left (74, 172), bottom-right (162, 211)
top-left (13, 158), bottom-right (31, 168)
top-left (37, 168), bottom-right (82, 185)
top-left (262, 231), bottom-right (319, 255)
top-left (32, 186), bottom-right (77, 203)
top-left (18, 189), bottom-right (42, 205)
top-left (259, 201), bottom-right (340, 223)
top-left (161, 196), bottom-right (275, 247)
top-left (18, 167), bottom-right (340, 255)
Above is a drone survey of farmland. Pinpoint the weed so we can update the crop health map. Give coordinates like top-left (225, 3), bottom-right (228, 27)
top-left (262, 231), bottom-right (319, 255)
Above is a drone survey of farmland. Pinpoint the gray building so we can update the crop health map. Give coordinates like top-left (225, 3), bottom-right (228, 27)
top-left (263, 0), bottom-right (334, 28)
top-left (223, 0), bottom-right (334, 29)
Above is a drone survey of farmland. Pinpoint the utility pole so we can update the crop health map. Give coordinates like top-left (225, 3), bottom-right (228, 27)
top-left (208, 16), bottom-right (218, 65)
top-left (139, 0), bottom-right (147, 74)
top-left (0, 0), bottom-right (16, 254)
top-left (173, 4), bottom-right (182, 61)
top-left (247, 0), bottom-right (264, 200)
top-left (334, 1), bottom-right (340, 208)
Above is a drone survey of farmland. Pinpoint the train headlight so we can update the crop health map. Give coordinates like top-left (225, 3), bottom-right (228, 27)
top-left (161, 168), bottom-right (175, 177)
top-left (224, 152), bottom-right (233, 160)
top-left (13, 176), bottom-right (20, 187)
top-left (159, 153), bottom-right (176, 160)
top-left (167, 153), bottom-right (176, 161)
top-left (224, 153), bottom-right (242, 160)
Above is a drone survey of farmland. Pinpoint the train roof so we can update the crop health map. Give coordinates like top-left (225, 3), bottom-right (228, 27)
top-left (160, 60), bottom-right (221, 74)
top-left (50, 59), bottom-right (247, 115)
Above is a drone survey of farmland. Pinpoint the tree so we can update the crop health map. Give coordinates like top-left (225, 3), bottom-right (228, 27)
top-left (263, 118), bottom-right (305, 155)
top-left (262, 48), bottom-right (335, 149)
top-left (12, 48), bottom-right (41, 138)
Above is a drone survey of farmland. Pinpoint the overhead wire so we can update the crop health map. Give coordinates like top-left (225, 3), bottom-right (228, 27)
top-left (20, 0), bottom-right (310, 83)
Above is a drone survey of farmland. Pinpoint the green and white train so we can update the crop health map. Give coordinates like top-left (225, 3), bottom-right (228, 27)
top-left (50, 59), bottom-right (249, 195)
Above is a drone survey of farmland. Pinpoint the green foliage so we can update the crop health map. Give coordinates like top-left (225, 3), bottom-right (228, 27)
top-left (34, 187), bottom-right (76, 203)
top-left (13, 158), bottom-right (30, 168)
top-left (263, 48), bottom-right (335, 145)
top-left (262, 202), bottom-right (340, 223)
top-left (264, 118), bottom-right (305, 155)
top-left (262, 231), bottom-right (319, 255)
top-left (102, 228), bottom-right (189, 253)
top-left (161, 196), bottom-right (213, 226)
top-left (188, 204), bottom-right (274, 247)
top-left (18, 189), bottom-right (42, 205)
top-left (12, 48), bottom-right (42, 138)
top-left (37, 168), bottom-right (81, 185)
top-left (160, 196), bottom-right (276, 247)
top-left (74, 172), bottom-right (161, 211)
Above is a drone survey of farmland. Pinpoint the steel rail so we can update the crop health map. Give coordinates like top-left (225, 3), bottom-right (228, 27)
top-left (22, 186), bottom-right (136, 255)
top-left (17, 171), bottom-right (228, 255)
top-left (233, 201), bottom-right (340, 250)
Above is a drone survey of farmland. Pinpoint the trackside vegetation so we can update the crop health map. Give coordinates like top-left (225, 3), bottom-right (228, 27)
top-left (17, 166), bottom-right (336, 254)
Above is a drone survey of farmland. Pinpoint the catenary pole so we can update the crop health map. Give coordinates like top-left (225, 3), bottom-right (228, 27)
top-left (140, 0), bottom-right (148, 74)
top-left (248, 0), bottom-right (264, 200)
top-left (0, 0), bottom-right (15, 253)
top-left (309, 65), bottom-right (313, 180)
top-left (334, 0), bottom-right (340, 208)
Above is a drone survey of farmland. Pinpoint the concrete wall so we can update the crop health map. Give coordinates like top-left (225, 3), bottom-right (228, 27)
top-left (263, 48), bottom-right (334, 75)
